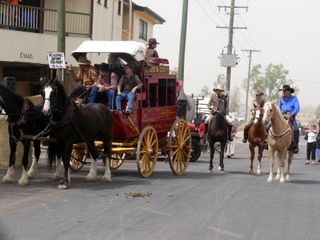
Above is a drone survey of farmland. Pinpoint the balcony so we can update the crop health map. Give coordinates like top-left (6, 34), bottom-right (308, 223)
top-left (0, 2), bottom-right (92, 37)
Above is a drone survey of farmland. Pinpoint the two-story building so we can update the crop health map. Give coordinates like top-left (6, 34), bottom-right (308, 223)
top-left (0, 0), bottom-right (165, 96)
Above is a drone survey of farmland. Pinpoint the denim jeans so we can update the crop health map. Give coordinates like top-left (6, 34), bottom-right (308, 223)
top-left (87, 87), bottom-right (116, 109)
top-left (116, 92), bottom-right (136, 114)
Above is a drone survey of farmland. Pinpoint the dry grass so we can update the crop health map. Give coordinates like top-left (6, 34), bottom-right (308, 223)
top-left (0, 115), bottom-right (26, 169)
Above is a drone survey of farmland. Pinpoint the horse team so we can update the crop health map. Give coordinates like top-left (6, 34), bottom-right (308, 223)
top-left (0, 81), bottom-right (295, 188)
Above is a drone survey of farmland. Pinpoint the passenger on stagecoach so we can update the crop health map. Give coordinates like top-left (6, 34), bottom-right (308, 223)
top-left (116, 63), bottom-right (143, 116)
top-left (242, 91), bottom-right (266, 143)
top-left (87, 63), bottom-right (118, 109)
top-left (204, 85), bottom-right (233, 142)
top-left (279, 85), bottom-right (300, 154)
top-left (145, 38), bottom-right (160, 58)
top-left (68, 56), bottom-right (99, 104)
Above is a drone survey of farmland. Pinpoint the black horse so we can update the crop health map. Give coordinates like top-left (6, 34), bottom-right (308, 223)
top-left (41, 79), bottom-right (113, 189)
top-left (0, 84), bottom-right (62, 185)
top-left (207, 95), bottom-right (228, 173)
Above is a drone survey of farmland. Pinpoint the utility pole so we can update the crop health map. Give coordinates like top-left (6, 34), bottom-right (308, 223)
top-left (57, 0), bottom-right (65, 81)
top-left (217, 1), bottom-right (247, 92)
top-left (178, 0), bottom-right (188, 81)
top-left (217, 0), bottom-right (247, 112)
top-left (242, 49), bottom-right (260, 122)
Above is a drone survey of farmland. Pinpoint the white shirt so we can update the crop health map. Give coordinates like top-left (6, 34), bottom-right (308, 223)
top-left (307, 130), bottom-right (317, 143)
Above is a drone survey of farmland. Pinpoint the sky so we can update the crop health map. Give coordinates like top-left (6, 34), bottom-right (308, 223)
top-left (133, 0), bottom-right (320, 110)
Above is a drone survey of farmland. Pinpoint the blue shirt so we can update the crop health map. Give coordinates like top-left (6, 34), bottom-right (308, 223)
top-left (279, 95), bottom-right (300, 116)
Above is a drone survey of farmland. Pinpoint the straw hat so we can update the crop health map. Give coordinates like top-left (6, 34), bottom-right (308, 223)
top-left (255, 91), bottom-right (264, 96)
top-left (77, 56), bottom-right (91, 65)
top-left (213, 85), bottom-right (225, 92)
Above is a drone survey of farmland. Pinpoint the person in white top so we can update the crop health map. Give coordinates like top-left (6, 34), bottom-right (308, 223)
top-left (304, 123), bottom-right (318, 165)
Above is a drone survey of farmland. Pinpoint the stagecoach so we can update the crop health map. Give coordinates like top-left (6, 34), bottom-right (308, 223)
top-left (68, 41), bottom-right (194, 178)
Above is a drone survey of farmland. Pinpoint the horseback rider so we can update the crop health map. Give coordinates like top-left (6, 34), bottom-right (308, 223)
top-left (242, 91), bottom-right (265, 143)
top-left (279, 85), bottom-right (300, 154)
top-left (205, 85), bottom-right (233, 142)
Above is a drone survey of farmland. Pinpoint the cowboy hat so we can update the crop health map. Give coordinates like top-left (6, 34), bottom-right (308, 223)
top-left (255, 91), bottom-right (264, 96)
top-left (148, 38), bottom-right (160, 45)
top-left (99, 63), bottom-right (110, 72)
top-left (77, 56), bottom-right (91, 65)
top-left (213, 84), bottom-right (225, 92)
top-left (279, 85), bottom-right (294, 93)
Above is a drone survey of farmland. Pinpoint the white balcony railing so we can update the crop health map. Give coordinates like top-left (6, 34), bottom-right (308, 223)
top-left (0, 3), bottom-right (91, 37)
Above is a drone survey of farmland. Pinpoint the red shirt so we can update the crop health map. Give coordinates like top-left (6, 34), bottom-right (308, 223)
top-left (199, 123), bottom-right (205, 136)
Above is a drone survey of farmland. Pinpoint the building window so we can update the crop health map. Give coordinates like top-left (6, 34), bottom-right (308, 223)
top-left (139, 20), bottom-right (147, 40)
top-left (104, 0), bottom-right (108, 7)
top-left (118, 1), bottom-right (121, 15)
top-left (97, 0), bottom-right (101, 4)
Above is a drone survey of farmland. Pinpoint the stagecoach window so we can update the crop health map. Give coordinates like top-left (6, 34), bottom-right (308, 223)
top-left (118, 1), bottom-right (122, 15)
top-left (104, 0), bottom-right (108, 7)
top-left (150, 83), bottom-right (157, 107)
top-left (139, 20), bottom-right (148, 40)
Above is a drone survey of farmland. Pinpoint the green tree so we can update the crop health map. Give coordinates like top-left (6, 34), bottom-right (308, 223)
top-left (229, 87), bottom-right (241, 113)
top-left (170, 67), bottom-right (178, 75)
top-left (315, 105), bottom-right (320, 119)
top-left (200, 86), bottom-right (211, 96)
top-left (242, 63), bottom-right (299, 102)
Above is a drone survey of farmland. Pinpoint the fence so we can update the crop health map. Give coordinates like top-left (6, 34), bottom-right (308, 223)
top-left (0, 3), bottom-right (91, 36)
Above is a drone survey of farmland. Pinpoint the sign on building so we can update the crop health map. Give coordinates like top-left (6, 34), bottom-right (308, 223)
top-left (47, 52), bottom-right (66, 69)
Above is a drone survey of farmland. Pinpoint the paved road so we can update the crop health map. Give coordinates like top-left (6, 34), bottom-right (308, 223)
top-left (1, 137), bottom-right (320, 240)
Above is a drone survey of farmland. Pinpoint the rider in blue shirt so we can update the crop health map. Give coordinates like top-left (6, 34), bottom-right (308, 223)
top-left (279, 85), bottom-right (300, 153)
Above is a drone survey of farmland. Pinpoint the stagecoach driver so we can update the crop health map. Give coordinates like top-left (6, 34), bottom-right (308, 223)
top-left (68, 56), bottom-right (99, 104)
top-left (279, 85), bottom-right (300, 154)
top-left (205, 85), bottom-right (234, 141)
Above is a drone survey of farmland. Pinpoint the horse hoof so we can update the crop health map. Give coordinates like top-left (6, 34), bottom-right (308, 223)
top-left (53, 174), bottom-right (62, 179)
top-left (57, 184), bottom-right (69, 189)
top-left (85, 177), bottom-right (96, 182)
top-left (208, 170), bottom-right (213, 173)
top-left (267, 178), bottom-right (273, 182)
top-left (102, 177), bottom-right (112, 182)
top-left (249, 170), bottom-right (253, 173)
top-left (1, 178), bottom-right (13, 183)
top-left (18, 181), bottom-right (28, 186)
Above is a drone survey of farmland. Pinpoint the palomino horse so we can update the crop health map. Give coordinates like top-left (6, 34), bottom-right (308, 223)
top-left (262, 101), bottom-right (294, 183)
top-left (41, 79), bottom-right (113, 189)
top-left (207, 95), bottom-right (228, 172)
top-left (247, 107), bottom-right (265, 174)
top-left (0, 84), bottom-right (62, 185)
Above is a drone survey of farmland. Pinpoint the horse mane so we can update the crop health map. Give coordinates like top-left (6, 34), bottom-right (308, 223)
top-left (266, 101), bottom-right (287, 125)
top-left (46, 78), bottom-right (70, 106)
top-left (0, 84), bottom-right (26, 109)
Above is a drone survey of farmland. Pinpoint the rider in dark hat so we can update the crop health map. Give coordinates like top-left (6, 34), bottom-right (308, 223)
top-left (279, 84), bottom-right (300, 153)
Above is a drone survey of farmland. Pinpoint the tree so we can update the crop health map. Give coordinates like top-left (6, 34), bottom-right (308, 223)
top-left (170, 67), bottom-right (178, 75)
top-left (199, 86), bottom-right (211, 96)
top-left (229, 87), bottom-right (241, 113)
top-left (241, 63), bottom-right (300, 103)
top-left (315, 105), bottom-right (320, 119)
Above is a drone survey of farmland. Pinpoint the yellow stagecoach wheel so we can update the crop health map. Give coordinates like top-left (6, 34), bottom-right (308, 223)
top-left (136, 126), bottom-right (158, 178)
top-left (167, 118), bottom-right (191, 175)
top-left (110, 152), bottom-right (126, 170)
top-left (70, 144), bottom-right (88, 172)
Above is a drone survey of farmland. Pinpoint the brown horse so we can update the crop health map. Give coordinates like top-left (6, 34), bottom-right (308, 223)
top-left (247, 107), bottom-right (265, 174)
top-left (262, 101), bottom-right (294, 183)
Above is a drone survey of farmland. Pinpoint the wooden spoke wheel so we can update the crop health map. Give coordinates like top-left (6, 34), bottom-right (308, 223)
top-left (136, 126), bottom-right (158, 178)
top-left (167, 118), bottom-right (191, 175)
top-left (110, 152), bottom-right (126, 170)
top-left (70, 143), bottom-right (88, 172)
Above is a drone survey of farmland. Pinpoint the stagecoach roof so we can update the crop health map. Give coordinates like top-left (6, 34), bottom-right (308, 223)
top-left (71, 41), bottom-right (146, 63)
